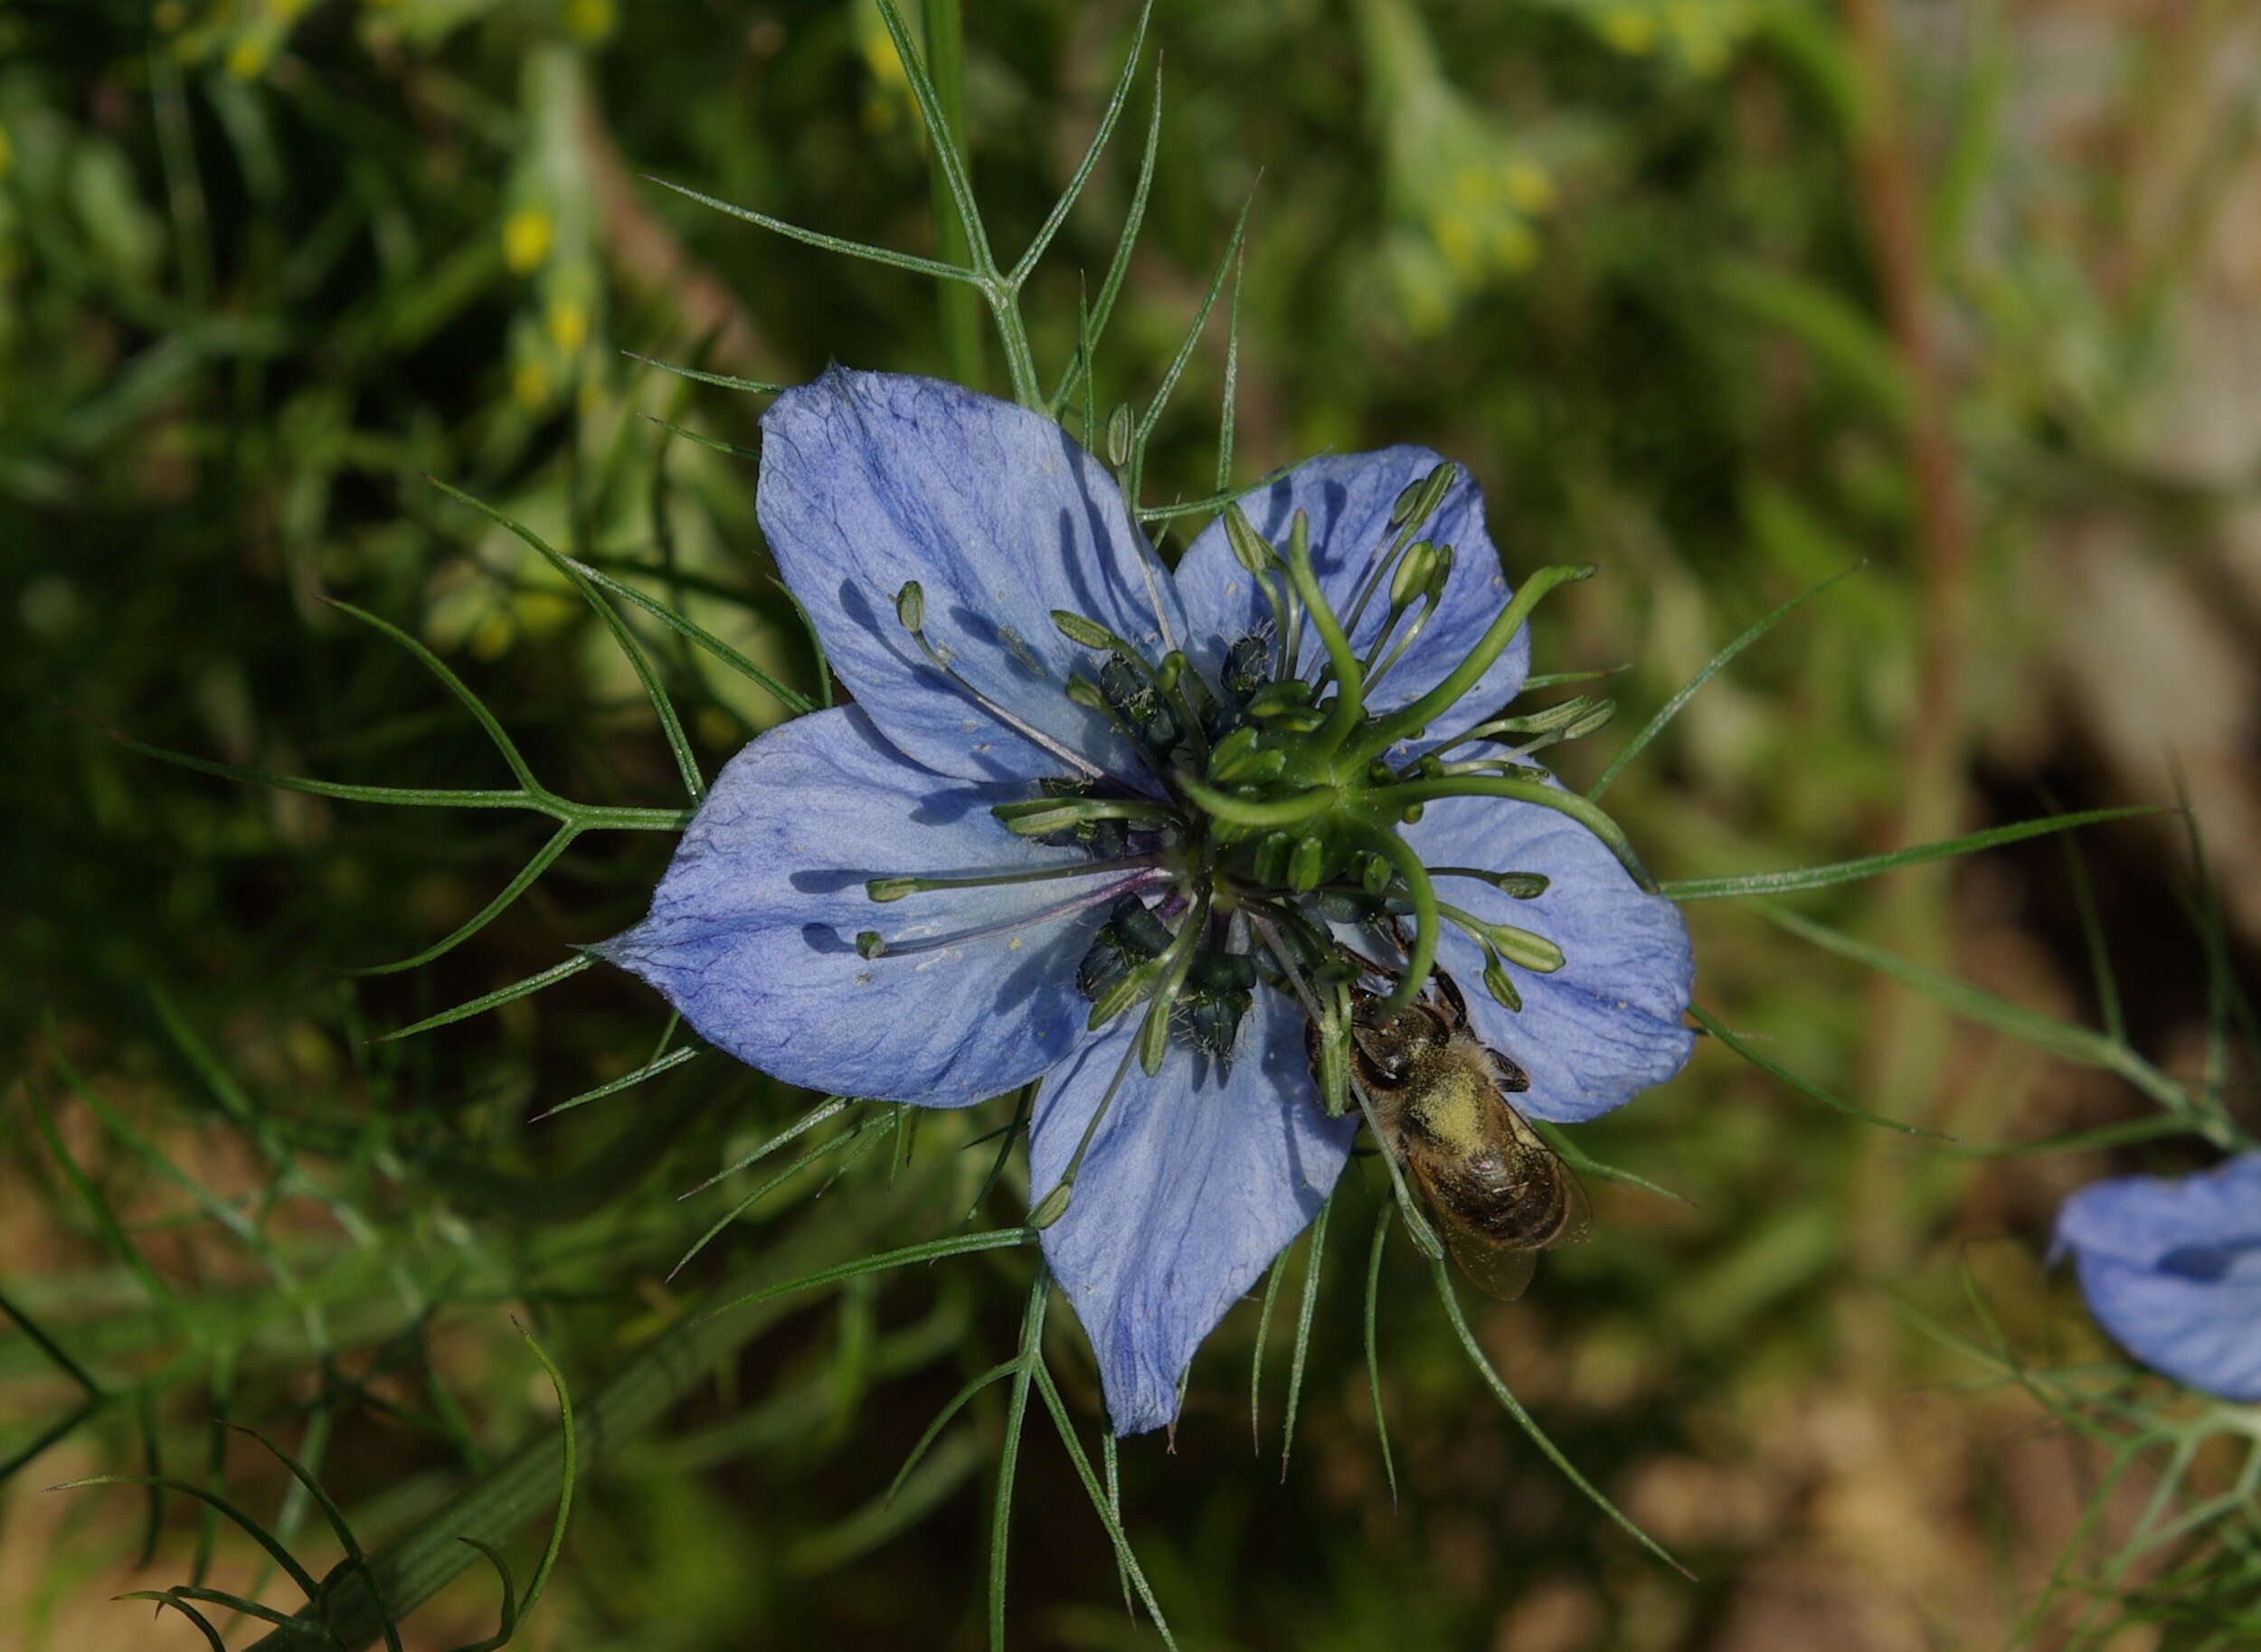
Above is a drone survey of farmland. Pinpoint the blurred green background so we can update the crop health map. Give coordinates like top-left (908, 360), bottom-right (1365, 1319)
top-left (7, 0), bottom-right (2260, 1647)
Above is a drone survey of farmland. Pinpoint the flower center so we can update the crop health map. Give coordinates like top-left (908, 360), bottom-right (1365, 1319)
top-left (854, 464), bottom-right (1652, 1188)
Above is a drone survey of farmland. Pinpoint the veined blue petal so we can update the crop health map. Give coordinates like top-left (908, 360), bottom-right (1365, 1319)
top-left (1403, 779), bottom-right (1693, 1123)
top-left (1031, 993), bottom-right (1359, 1435)
top-left (758, 369), bottom-right (1186, 787)
top-left (2055, 1155), bottom-right (2261, 1402)
top-left (1174, 448), bottom-right (1528, 749)
top-left (595, 707), bottom-right (1130, 1107)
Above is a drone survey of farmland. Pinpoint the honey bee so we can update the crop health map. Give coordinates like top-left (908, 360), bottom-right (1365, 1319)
top-left (1324, 969), bottom-right (1589, 1300)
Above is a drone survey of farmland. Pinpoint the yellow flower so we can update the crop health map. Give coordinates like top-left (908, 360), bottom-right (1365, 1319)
top-left (545, 297), bottom-right (590, 355)
top-left (503, 207), bottom-right (554, 276)
top-left (563, 0), bottom-right (616, 42)
top-left (225, 33), bottom-right (273, 80)
top-left (1598, 6), bottom-right (1660, 53)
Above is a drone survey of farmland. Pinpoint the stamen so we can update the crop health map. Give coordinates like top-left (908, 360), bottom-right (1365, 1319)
top-left (854, 870), bottom-right (1163, 963)
top-left (893, 581), bottom-right (1106, 780)
top-left (1348, 563), bottom-right (1595, 766)
top-left (1274, 510), bottom-right (1368, 750)
top-left (992, 797), bottom-right (1181, 837)
top-left (865, 852), bottom-right (1163, 904)
top-left (1338, 462), bottom-right (1459, 643)
top-left (1434, 902), bottom-right (1564, 973)
top-left (1028, 1034), bottom-right (1144, 1229)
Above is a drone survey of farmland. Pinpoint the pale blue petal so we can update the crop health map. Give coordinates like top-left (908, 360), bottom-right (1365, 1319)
top-left (1173, 448), bottom-right (1528, 750)
top-left (2055, 1155), bottom-right (2261, 1402)
top-left (758, 368), bottom-right (1186, 787)
top-left (1402, 778), bottom-right (1693, 1123)
top-left (1031, 993), bottom-right (1359, 1434)
top-left (595, 707), bottom-right (1135, 1106)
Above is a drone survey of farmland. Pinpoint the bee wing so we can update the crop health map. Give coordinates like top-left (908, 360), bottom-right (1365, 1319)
top-left (1402, 1095), bottom-right (1590, 1302)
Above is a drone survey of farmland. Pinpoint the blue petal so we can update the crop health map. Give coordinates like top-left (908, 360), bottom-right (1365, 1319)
top-left (1030, 992), bottom-right (1359, 1434)
top-left (2055, 1155), bottom-right (2261, 1402)
top-left (1401, 778), bottom-right (1694, 1123)
top-left (1174, 448), bottom-right (1528, 750)
top-left (759, 369), bottom-right (1187, 786)
top-left (594, 707), bottom-right (1136, 1106)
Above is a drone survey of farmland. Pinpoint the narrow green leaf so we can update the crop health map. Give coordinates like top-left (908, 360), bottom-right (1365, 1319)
top-left (1032, 1363), bottom-right (1178, 1648)
top-left (427, 477), bottom-right (706, 806)
top-left (565, 554), bottom-right (815, 715)
top-left (1527, 1120), bottom-right (1698, 1205)
top-left (702, 1229), bottom-right (1036, 1322)
top-left (1048, 68), bottom-right (1163, 418)
top-left (643, 174), bottom-right (978, 283)
top-left (989, 1274), bottom-right (1049, 1652)
top-left (1128, 193), bottom-right (1253, 504)
top-left (54, 1475), bottom-right (327, 1604)
top-left (1689, 1003), bottom-right (1952, 1140)
top-left (1248, 1248), bottom-right (1289, 1451)
top-left (445, 1538), bottom-right (520, 1652)
top-left (511, 1324), bottom-right (576, 1626)
top-left (886, 1361), bottom-right (1019, 1506)
top-left (670, 1114), bottom-right (891, 1280)
top-left (871, 0), bottom-right (997, 279)
top-left (1280, 1193), bottom-right (1331, 1481)
top-left (318, 597), bottom-right (539, 792)
top-left (1590, 562), bottom-right (1861, 799)
top-left (1134, 461), bottom-right (1307, 524)
top-left (1364, 1207), bottom-right (1398, 1506)
top-left (118, 1594), bottom-right (227, 1652)
top-left (621, 350), bottom-right (787, 395)
top-left (219, 1422), bottom-right (402, 1652)
top-left (1429, 1261), bottom-right (1691, 1579)
top-left (346, 821), bottom-right (580, 977)
top-left (1660, 807), bottom-right (2158, 902)
top-left (90, 716), bottom-right (533, 812)
top-left (634, 411), bottom-right (759, 460)
top-left (24, 1082), bottom-right (178, 1310)
top-left (683, 1095), bottom-right (856, 1198)
top-left (534, 1044), bottom-right (704, 1122)
top-left (1011, 0), bottom-right (1155, 288)
top-left (374, 955), bottom-right (594, 1043)
top-left (0, 1289), bottom-right (106, 1400)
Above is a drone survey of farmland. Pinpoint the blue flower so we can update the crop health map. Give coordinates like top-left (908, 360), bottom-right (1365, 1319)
top-left (598, 367), bottom-right (1695, 1434)
top-left (2053, 1152), bottom-right (2261, 1402)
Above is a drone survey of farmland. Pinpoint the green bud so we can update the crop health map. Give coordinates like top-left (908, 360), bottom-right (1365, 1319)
top-left (1481, 948), bottom-right (1523, 1012)
top-left (1105, 403), bottom-right (1134, 468)
top-left (1052, 609), bottom-right (1115, 651)
top-left (894, 581), bottom-right (924, 632)
top-left (1399, 803), bottom-right (1424, 825)
top-left (856, 930), bottom-right (887, 959)
top-left (1224, 505), bottom-right (1275, 576)
top-left (1029, 1179), bottom-right (1074, 1228)
top-left (1389, 541), bottom-right (1438, 610)
top-left (1387, 474), bottom-right (1428, 529)
top-left (1367, 759), bottom-right (1397, 786)
top-left (1410, 462), bottom-right (1458, 526)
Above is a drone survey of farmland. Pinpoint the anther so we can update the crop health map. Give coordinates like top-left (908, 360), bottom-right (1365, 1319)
top-left (893, 581), bottom-right (1104, 780)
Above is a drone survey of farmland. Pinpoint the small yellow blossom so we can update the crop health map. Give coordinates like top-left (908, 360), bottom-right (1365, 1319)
top-left (503, 207), bottom-right (554, 275)
top-left (1599, 6), bottom-right (1660, 53)
top-left (545, 297), bottom-right (589, 355)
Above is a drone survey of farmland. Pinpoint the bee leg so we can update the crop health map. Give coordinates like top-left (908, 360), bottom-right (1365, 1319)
top-left (1487, 1047), bottom-right (1532, 1093)
top-left (1430, 968), bottom-right (1470, 1029)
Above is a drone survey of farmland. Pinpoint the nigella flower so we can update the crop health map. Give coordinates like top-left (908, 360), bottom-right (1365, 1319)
top-left (597, 368), bottom-right (1694, 1434)
top-left (2052, 1153), bottom-right (2261, 1402)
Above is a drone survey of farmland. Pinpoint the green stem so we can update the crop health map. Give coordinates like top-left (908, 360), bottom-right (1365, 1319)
top-left (1349, 564), bottom-right (1594, 763)
top-left (922, 0), bottom-right (985, 391)
top-left (1176, 779), bottom-right (1338, 831)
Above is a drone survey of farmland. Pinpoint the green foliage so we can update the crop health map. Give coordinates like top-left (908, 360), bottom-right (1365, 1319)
top-left (11, 0), bottom-right (2259, 1647)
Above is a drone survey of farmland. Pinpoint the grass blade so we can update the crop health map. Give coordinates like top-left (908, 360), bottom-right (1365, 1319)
top-left (1689, 1002), bottom-right (1952, 1139)
top-left (643, 175), bottom-right (977, 283)
top-left (1589, 563), bottom-right (1862, 800)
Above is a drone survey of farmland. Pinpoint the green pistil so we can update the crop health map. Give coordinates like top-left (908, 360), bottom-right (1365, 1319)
top-left (1377, 773), bottom-right (1657, 892)
top-left (1348, 563), bottom-right (1595, 766)
top-left (1273, 509), bottom-right (1368, 751)
top-left (1354, 827), bottom-right (1437, 1013)
top-left (1175, 778), bottom-right (1338, 832)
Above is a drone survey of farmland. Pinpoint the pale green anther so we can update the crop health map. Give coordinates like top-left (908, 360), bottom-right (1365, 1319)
top-left (1425, 543), bottom-right (1455, 600)
top-left (1481, 947), bottom-right (1524, 1012)
top-left (1474, 871), bottom-right (1549, 899)
top-left (1359, 852), bottom-right (1392, 896)
top-left (1499, 695), bottom-right (1598, 734)
top-left (1105, 403), bottom-right (1134, 467)
top-left (1137, 992), bottom-right (1173, 1075)
top-left (1287, 834), bottom-right (1328, 893)
top-left (1052, 609), bottom-right (1116, 651)
top-left (1410, 462), bottom-right (1459, 525)
top-left (1029, 1180), bottom-right (1074, 1228)
top-left (856, 930), bottom-right (887, 959)
top-left (1386, 474), bottom-right (1427, 530)
top-left (894, 581), bottom-right (925, 632)
top-left (1212, 741), bottom-right (1286, 784)
top-left (1087, 958), bottom-right (1162, 1029)
top-left (865, 878), bottom-right (918, 903)
top-left (1224, 504), bottom-right (1275, 576)
top-left (1064, 674), bottom-right (1107, 712)
top-left (1562, 699), bottom-right (1617, 741)
top-left (1244, 679), bottom-right (1313, 718)
top-left (1483, 923), bottom-right (1564, 974)
top-left (995, 804), bottom-right (1090, 836)
top-left (1389, 541), bottom-right (1438, 609)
